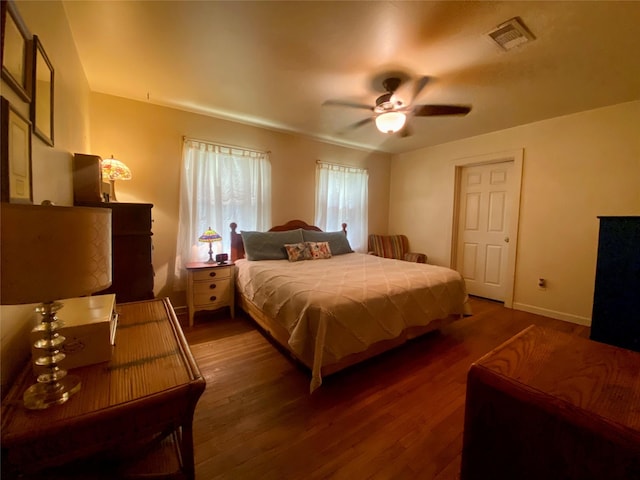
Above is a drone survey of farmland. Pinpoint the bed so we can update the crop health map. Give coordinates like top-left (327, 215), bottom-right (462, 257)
top-left (230, 220), bottom-right (471, 392)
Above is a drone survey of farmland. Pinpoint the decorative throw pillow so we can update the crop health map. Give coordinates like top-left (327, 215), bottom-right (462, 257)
top-left (301, 230), bottom-right (353, 255)
top-left (241, 229), bottom-right (305, 260)
top-left (284, 242), bottom-right (312, 262)
top-left (306, 241), bottom-right (332, 259)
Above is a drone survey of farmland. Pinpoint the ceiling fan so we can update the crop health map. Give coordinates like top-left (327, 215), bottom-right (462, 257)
top-left (324, 76), bottom-right (471, 137)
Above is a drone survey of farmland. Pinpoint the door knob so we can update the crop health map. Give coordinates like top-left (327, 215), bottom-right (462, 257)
top-left (504, 236), bottom-right (510, 243)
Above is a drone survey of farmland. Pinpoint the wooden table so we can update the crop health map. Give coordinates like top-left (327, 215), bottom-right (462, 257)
top-left (1, 298), bottom-right (205, 479)
top-left (460, 325), bottom-right (640, 480)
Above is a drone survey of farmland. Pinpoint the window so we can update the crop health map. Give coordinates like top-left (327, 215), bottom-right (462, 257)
top-left (174, 138), bottom-right (271, 289)
top-left (314, 161), bottom-right (368, 252)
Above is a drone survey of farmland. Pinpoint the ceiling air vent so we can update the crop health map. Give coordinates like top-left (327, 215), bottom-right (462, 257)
top-left (487, 17), bottom-right (535, 51)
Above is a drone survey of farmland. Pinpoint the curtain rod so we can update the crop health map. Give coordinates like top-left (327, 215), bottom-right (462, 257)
top-left (183, 136), bottom-right (270, 155)
top-left (316, 160), bottom-right (367, 171)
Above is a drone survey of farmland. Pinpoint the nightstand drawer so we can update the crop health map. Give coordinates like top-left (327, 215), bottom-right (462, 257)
top-left (191, 266), bottom-right (231, 282)
top-left (185, 262), bottom-right (235, 326)
top-left (192, 278), bottom-right (231, 306)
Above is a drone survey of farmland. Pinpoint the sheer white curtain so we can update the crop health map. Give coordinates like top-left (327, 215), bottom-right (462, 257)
top-left (314, 162), bottom-right (368, 252)
top-left (174, 138), bottom-right (271, 289)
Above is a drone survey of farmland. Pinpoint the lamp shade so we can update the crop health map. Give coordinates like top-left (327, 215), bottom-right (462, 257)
top-left (101, 156), bottom-right (132, 181)
top-left (0, 204), bottom-right (112, 305)
top-left (199, 227), bottom-right (221, 243)
top-left (375, 111), bottom-right (406, 134)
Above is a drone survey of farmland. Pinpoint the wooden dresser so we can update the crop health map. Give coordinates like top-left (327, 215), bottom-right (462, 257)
top-left (1, 298), bottom-right (205, 479)
top-left (461, 325), bottom-right (640, 480)
top-left (77, 202), bottom-right (154, 303)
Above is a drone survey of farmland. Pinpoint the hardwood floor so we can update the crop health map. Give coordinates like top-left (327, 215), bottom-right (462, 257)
top-left (183, 297), bottom-right (590, 480)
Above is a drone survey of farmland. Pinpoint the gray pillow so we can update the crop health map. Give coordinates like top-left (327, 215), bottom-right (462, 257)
top-left (301, 230), bottom-right (353, 255)
top-left (241, 229), bottom-right (305, 260)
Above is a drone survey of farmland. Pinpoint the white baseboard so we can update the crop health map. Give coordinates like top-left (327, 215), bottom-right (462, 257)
top-left (512, 302), bottom-right (592, 327)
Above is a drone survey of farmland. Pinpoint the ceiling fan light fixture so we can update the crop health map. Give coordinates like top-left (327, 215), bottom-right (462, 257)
top-left (375, 111), bottom-right (406, 134)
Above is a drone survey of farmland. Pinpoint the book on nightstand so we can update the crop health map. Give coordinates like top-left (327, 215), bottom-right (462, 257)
top-left (30, 294), bottom-right (118, 371)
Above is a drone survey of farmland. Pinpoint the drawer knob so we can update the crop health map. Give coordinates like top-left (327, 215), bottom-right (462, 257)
top-left (209, 271), bottom-right (216, 278)
top-left (209, 284), bottom-right (217, 289)
top-left (209, 296), bottom-right (217, 302)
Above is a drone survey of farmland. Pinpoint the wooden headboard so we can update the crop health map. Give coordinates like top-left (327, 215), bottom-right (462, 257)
top-left (230, 220), bottom-right (347, 262)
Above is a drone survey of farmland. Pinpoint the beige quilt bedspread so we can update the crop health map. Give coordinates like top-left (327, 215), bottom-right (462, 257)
top-left (235, 252), bottom-right (470, 391)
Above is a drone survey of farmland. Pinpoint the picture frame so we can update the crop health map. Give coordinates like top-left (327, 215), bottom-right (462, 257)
top-left (1, 96), bottom-right (33, 204)
top-left (0, 0), bottom-right (32, 102)
top-left (30, 35), bottom-right (54, 146)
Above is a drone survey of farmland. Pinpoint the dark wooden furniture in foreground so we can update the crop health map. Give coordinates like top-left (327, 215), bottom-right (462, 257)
top-left (1, 298), bottom-right (205, 479)
top-left (461, 325), bottom-right (640, 480)
top-left (590, 215), bottom-right (640, 352)
top-left (76, 202), bottom-right (155, 303)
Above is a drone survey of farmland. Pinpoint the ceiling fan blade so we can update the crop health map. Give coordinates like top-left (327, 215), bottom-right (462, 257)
top-left (410, 76), bottom-right (431, 104)
top-left (323, 100), bottom-right (374, 111)
top-left (413, 105), bottom-right (471, 116)
top-left (340, 117), bottom-right (373, 133)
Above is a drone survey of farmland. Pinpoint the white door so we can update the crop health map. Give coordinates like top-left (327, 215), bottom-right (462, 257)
top-left (456, 161), bottom-right (515, 301)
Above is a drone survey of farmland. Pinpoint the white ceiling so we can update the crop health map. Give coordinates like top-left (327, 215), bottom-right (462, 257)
top-left (62, 1), bottom-right (640, 154)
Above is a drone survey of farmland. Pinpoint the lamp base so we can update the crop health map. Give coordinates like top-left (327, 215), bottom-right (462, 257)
top-left (24, 301), bottom-right (82, 410)
top-left (23, 374), bottom-right (81, 410)
top-left (205, 243), bottom-right (215, 263)
top-left (110, 179), bottom-right (118, 202)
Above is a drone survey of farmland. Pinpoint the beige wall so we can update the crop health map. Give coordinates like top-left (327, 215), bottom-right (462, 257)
top-left (1, 0), bottom-right (91, 392)
top-left (89, 93), bottom-right (392, 308)
top-left (389, 100), bottom-right (640, 325)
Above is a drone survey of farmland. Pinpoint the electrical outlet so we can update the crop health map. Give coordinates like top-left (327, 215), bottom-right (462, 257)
top-left (538, 278), bottom-right (547, 290)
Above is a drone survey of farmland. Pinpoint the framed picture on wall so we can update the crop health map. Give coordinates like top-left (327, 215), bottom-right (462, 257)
top-left (31, 35), bottom-right (54, 146)
top-left (0, 0), bottom-right (32, 102)
top-left (1, 96), bottom-right (33, 204)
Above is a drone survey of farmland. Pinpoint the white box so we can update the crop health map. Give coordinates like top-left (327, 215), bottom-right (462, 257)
top-left (31, 294), bottom-right (117, 370)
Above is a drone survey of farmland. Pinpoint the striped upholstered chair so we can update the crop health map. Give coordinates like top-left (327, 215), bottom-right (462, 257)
top-left (367, 234), bottom-right (427, 263)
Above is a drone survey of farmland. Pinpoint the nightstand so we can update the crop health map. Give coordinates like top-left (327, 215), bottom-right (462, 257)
top-left (186, 262), bottom-right (235, 327)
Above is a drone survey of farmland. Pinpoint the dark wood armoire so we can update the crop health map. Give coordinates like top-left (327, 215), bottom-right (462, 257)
top-left (590, 216), bottom-right (640, 352)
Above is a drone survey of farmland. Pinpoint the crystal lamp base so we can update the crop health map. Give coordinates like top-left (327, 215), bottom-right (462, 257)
top-left (23, 374), bottom-right (81, 410)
